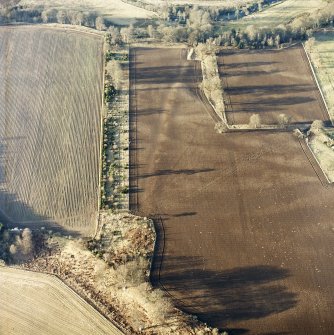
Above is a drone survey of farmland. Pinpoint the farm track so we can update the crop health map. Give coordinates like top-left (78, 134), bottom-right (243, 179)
top-left (130, 47), bottom-right (334, 334)
top-left (0, 26), bottom-right (104, 236)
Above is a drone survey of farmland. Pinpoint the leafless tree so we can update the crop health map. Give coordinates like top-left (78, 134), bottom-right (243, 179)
top-left (41, 10), bottom-right (49, 23)
top-left (293, 128), bottom-right (305, 139)
top-left (8, 228), bottom-right (34, 262)
top-left (310, 119), bottom-right (324, 133)
top-left (56, 10), bottom-right (67, 24)
top-left (147, 24), bottom-right (156, 38)
top-left (249, 114), bottom-right (261, 128)
top-left (21, 228), bottom-right (33, 256)
top-left (277, 113), bottom-right (291, 127)
top-left (215, 122), bottom-right (228, 133)
top-left (95, 16), bottom-right (105, 31)
top-left (120, 25), bottom-right (134, 43)
top-left (107, 26), bottom-right (121, 45)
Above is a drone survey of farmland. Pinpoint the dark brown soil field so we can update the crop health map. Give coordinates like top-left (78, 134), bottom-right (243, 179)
top-left (0, 26), bottom-right (104, 236)
top-left (218, 45), bottom-right (329, 125)
top-left (130, 47), bottom-right (334, 334)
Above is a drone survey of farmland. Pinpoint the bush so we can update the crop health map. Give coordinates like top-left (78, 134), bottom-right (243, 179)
top-left (249, 114), bottom-right (261, 128)
top-left (104, 84), bottom-right (116, 103)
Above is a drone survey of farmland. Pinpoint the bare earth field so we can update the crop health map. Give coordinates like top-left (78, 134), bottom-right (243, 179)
top-left (218, 45), bottom-right (328, 125)
top-left (0, 267), bottom-right (123, 335)
top-left (0, 26), bottom-right (103, 235)
top-left (130, 47), bottom-right (334, 334)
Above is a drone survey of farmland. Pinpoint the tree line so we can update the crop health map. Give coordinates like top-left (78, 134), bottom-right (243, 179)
top-left (0, 4), bottom-right (107, 30)
top-left (1, 1), bottom-right (334, 49)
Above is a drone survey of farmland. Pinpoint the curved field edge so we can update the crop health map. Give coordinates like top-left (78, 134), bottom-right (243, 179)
top-left (0, 266), bottom-right (124, 335)
top-left (0, 25), bottom-right (104, 236)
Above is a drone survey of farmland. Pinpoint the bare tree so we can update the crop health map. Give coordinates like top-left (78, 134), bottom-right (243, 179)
top-left (21, 228), bottom-right (33, 256)
top-left (277, 113), bottom-right (291, 127)
top-left (249, 114), bottom-right (261, 128)
top-left (76, 12), bottom-right (84, 25)
top-left (95, 16), bottom-right (105, 31)
top-left (41, 10), bottom-right (49, 23)
top-left (56, 10), bottom-right (67, 24)
top-left (120, 25), bottom-right (134, 43)
top-left (310, 119), bottom-right (324, 133)
top-left (293, 128), bottom-right (305, 139)
top-left (8, 228), bottom-right (34, 262)
top-left (107, 26), bottom-right (121, 45)
top-left (147, 24), bottom-right (156, 38)
top-left (67, 11), bottom-right (85, 25)
top-left (215, 122), bottom-right (228, 133)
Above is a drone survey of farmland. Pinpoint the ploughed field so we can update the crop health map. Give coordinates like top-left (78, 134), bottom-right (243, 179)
top-left (0, 267), bottom-right (123, 335)
top-left (218, 45), bottom-right (328, 125)
top-left (130, 47), bottom-right (334, 334)
top-left (0, 26), bottom-right (103, 236)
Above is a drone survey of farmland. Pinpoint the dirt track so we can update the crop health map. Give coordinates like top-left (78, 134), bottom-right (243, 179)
top-left (130, 47), bottom-right (334, 334)
top-left (218, 46), bottom-right (329, 125)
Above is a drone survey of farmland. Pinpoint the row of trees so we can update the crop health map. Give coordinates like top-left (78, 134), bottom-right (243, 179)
top-left (149, 0), bottom-right (280, 23)
top-left (105, 0), bottom-right (334, 48)
top-left (0, 5), bottom-right (107, 30)
top-left (2, 0), bottom-right (334, 49)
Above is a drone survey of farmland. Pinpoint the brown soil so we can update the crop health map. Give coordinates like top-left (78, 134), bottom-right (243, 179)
top-left (218, 45), bottom-right (329, 125)
top-left (130, 47), bottom-right (334, 334)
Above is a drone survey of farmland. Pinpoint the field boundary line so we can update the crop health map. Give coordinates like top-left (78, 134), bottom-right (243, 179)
top-left (305, 138), bottom-right (332, 184)
top-left (129, 47), bottom-right (139, 213)
top-left (149, 216), bottom-right (204, 314)
top-left (0, 23), bottom-right (105, 38)
top-left (4, 266), bottom-right (127, 335)
top-left (194, 61), bottom-right (221, 123)
top-left (96, 33), bottom-right (106, 238)
top-left (194, 51), bottom-right (228, 125)
top-left (302, 42), bottom-right (332, 125)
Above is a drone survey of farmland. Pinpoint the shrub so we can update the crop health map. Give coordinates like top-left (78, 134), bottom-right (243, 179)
top-left (249, 114), bottom-right (261, 128)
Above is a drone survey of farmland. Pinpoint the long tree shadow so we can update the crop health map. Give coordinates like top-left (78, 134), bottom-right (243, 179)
top-left (0, 189), bottom-right (81, 237)
top-left (151, 230), bottom-right (298, 333)
top-left (0, 140), bottom-right (82, 236)
top-left (139, 168), bottom-right (215, 179)
top-left (150, 217), bottom-right (298, 331)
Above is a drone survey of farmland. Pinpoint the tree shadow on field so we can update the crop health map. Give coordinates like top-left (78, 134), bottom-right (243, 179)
top-left (134, 65), bottom-right (196, 85)
top-left (218, 59), bottom-right (279, 69)
top-left (138, 168), bottom-right (215, 179)
top-left (226, 84), bottom-right (314, 96)
top-left (151, 250), bottom-right (298, 334)
top-left (0, 189), bottom-right (81, 237)
top-left (0, 139), bottom-right (87, 237)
